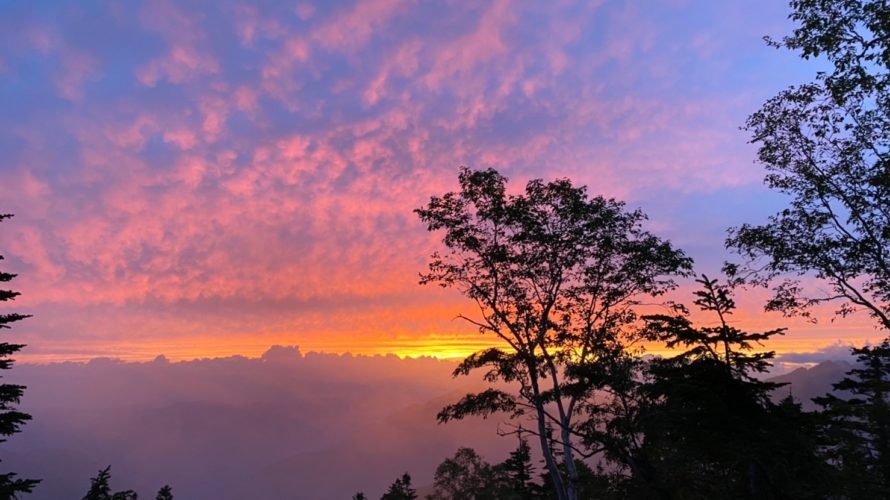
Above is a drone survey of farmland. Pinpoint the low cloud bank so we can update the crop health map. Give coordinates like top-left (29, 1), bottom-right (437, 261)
top-left (6, 343), bottom-right (861, 498)
top-left (774, 342), bottom-right (859, 365)
top-left (5, 346), bottom-right (515, 499)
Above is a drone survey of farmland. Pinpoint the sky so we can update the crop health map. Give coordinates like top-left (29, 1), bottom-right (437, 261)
top-left (0, 0), bottom-right (882, 362)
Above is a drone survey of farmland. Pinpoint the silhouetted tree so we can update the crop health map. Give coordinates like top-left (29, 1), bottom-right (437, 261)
top-left (0, 214), bottom-right (39, 498)
top-left (155, 485), bottom-right (173, 500)
top-left (815, 340), bottom-right (890, 498)
top-left (727, 0), bottom-right (890, 332)
top-left (353, 493), bottom-right (367, 500)
top-left (82, 467), bottom-right (113, 500)
top-left (620, 275), bottom-right (827, 498)
top-left (496, 434), bottom-right (535, 499)
top-left (426, 447), bottom-right (504, 500)
top-left (417, 168), bottom-right (692, 500)
top-left (380, 473), bottom-right (416, 500)
top-left (82, 466), bottom-right (137, 500)
top-left (645, 275), bottom-right (786, 375)
top-left (722, 2), bottom-right (890, 494)
top-left (537, 459), bottom-right (624, 500)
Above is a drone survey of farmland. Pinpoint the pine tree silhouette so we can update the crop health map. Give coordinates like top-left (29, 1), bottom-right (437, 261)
top-left (81, 466), bottom-right (137, 500)
top-left (380, 473), bottom-right (416, 500)
top-left (0, 214), bottom-right (39, 498)
top-left (155, 484), bottom-right (173, 500)
top-left (816, 341), bottom-right (890, 497)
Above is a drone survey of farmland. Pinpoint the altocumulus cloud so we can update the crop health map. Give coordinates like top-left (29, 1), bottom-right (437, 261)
top-left (0, 0), bottom-right (817, 359)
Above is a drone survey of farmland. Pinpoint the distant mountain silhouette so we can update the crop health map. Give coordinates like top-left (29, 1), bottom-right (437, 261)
top-left (769, 360), bottom-right (854, 411)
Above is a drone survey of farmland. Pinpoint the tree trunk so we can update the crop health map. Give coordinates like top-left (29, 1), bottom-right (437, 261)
top-left (535, 404), bottom-right (569, 500)
top-left (560, 416), bottom-right (579, 500)
top-left (529, 365), bottom-right (569, 500)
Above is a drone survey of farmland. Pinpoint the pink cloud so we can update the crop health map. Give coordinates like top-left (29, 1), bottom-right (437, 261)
top-left (55, 49), bottom-right (100, 100)
top-left (260, 36), bottom-right (311, 106)
top-left (175, 156), bottom-right (207, 187)
top-left (233, 85), bottom-right (259, 113)
top-left (163, 129), bottom-right (198, 150)
top-left (233, 3), bottom-right (288, 46)
top-left (18, 170), bottom-right (49, 200)
top-left (295, 3), bottom-right (316, 21)
top-left (362, 40), bottom-right (422, 105)
top-left (139, 0), bottom-right (200, 42)
top-left (311, 0), bottom-right (409, 52)
top-left (104, 115), bottom-right (158, 151)
top-left (135, 45), bottom-right (219, 87)
top-left (422, 0), bottom-right (516, 91)
top-left (199, 96), bottom-right (229, 142)
top-left (26, 24), bottom-right (55, 53)
top-left (8, 227), bottom-right (63, 285)
top-left (133, 1), bottom-right (220, 87)
top-left (234, 4), bottom-right (260, 45)
top-left (276, 135), bottom-right (310, 160)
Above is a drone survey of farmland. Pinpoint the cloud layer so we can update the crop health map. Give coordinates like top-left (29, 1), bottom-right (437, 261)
top-left (5, 348), bottom-right (514, 499)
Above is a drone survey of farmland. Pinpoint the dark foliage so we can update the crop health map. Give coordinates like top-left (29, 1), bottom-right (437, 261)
top-left (417, 167), bottom-right (691, 500)
top-left (81, 466), bottom-right (172, 500)
top-left (815, 341), bottom-right (890, 498)
top-left (727, 0), bottom-right (890, 331)
top-left (82, 466), bottom-right (137, 500)
top-left (426, 447), bottom-right (503, 500)
top-left (155, 485), bottom-right (173, 500)
top-left (380, 473), bottom-right (416, 500)
top-left (598, 276), bottom-right (830, 499)
top-left (498, 434), bottom-right (535, 499)
top-left (537, 459), bottom-right (626, 500)
top-left (0, 214), bottom-right (39, 498)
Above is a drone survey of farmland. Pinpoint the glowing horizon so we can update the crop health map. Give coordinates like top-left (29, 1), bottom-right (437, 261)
top-left (16, 318), bottom-right (884, 365)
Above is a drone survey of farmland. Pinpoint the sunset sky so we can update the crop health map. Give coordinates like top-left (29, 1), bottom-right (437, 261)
top-left (0, 0), bottom-right (880, 362)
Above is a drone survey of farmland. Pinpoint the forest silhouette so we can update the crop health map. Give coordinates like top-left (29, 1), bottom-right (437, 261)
top-left (2, 1), bottom-right (890, 499)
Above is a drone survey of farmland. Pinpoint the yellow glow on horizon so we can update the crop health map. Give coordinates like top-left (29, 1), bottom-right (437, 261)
top-left (16, 334), bottom-right (508, 364)
top-left (15, 329), bottom-right (886, 365)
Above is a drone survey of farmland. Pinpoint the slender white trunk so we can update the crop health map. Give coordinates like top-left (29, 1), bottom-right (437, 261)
top-left (529, 370), bottom-right (569, 500)
top-left (560, 416), bottom-right (580, 500)
top-left (535, 404), bottom-right (569, 500)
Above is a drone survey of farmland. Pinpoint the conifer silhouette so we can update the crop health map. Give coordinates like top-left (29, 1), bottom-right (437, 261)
top-left (0, 214), bottom-right (39, 498)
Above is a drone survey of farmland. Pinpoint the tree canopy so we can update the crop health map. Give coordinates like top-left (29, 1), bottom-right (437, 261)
top-left (628, 276), bottom-right (826, 498)
top-left (416, 167), bottom-right (692, 500)
top-left (380, 473), bottom-right (417, 500)
top-left (815, 340), bottom-right (890, 498)
top-left (81, 466), bottom-right (137, 500)
top-left (727, 0), bottom-right (890, 331)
